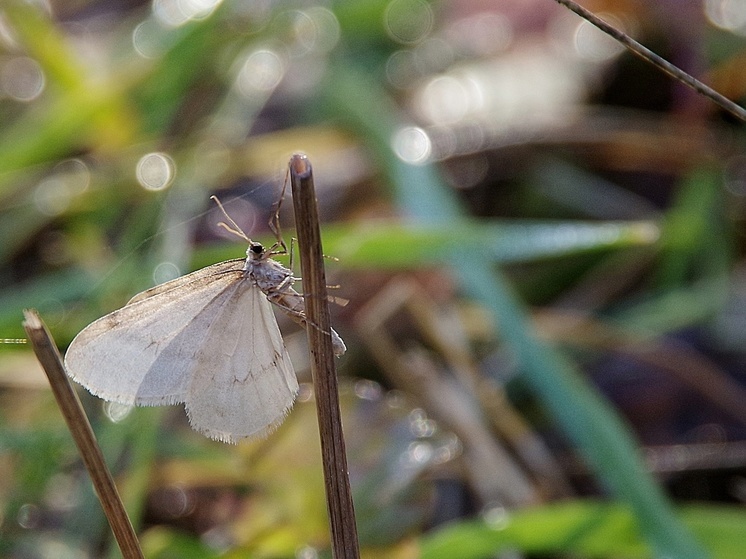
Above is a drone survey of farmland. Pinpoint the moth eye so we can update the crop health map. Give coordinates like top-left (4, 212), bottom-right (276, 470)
top-left (251, 245), bottom-right (263, 254)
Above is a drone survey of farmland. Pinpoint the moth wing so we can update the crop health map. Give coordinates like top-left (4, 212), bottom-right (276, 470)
top-left (64, 269), bottom-right (244, 405)
top-left (127, 258), bottom-right (245, 305)
top-left (185, 284), bottom-right (298, 443)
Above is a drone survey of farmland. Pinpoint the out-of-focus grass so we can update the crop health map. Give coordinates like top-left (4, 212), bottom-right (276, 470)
top-left (612, 166), bottom-right (731, 336)
top-left (420, 500), bottom-right (746, 559)
top-left (191, 219), bottom-right (660, 270)
top-left (1, 1), bottom-right (745, 558)
top-left (320, 60), bottom-right (719, 559)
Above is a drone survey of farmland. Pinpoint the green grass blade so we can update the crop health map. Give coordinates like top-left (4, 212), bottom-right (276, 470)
top-left (421, 500), bottom-right (746, 559)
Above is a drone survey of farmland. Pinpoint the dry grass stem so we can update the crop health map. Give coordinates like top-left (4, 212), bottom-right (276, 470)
top-left (22, 309), bottom-right (144, 559)
top-left (288, 154), bottom-right (360, 559)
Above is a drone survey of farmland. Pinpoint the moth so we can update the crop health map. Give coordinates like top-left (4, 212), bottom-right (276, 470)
top-left (64, 196), bottom-right (345, 443)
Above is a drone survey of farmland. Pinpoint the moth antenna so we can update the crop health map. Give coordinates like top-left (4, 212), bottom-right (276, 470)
top-left (268, 170), bottom-right (290, 252)
top-left (211, 195), bottom-right (250, 242)
top-left (216, 221), bottom-right (250, 240)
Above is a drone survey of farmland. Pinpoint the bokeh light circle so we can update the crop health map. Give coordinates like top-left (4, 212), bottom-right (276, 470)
top-left (392, 126), bottom-right (432, 164)
top-left (1, 56), bottom-right (45, 101)
top-left (384, 0), bottom-right (434, 45)
top-left (136, 152), bottom-right (176, 191)
top-left (237, 49), bottom-right (285, 95)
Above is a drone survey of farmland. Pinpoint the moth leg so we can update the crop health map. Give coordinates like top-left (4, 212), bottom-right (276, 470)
top-left (265, 290), bottom-right (307, 322)
top-left (264, 288), bottom-right (320, 332)
top-left (272, 273), bottom-right (297, 294)
top-left (265, 290), bottom-right (346, 356)
top-left (288, 237), bottom-right (297, 273)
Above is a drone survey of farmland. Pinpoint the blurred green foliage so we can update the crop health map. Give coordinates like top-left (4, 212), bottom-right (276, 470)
top-left (421, 501), bottom-right (746, 559)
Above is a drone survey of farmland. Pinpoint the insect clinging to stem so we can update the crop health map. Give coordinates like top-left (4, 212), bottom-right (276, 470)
top-left (64, 191), bottom-right (346, 443)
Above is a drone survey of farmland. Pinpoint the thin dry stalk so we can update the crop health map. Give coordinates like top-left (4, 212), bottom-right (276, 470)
top-left (553, 0), bottom-right (746, 122)
top-left (288, 154), bottom-right (360, 559)
top-left (22, 309), bottom-right (144, 559)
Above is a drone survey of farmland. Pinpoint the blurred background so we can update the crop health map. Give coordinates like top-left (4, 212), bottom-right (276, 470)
top-left (1, 0), bottom-right (746, 557)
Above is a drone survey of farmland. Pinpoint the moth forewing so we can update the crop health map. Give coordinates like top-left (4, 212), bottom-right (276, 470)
top-left (185, 284), bottom-right (297, 443)
top-left (64, 269), bottom-right (245, 406)
top-left (65, 268), bottom-right (298, 442)
top-left (126, 259), bottom-right (245, 305)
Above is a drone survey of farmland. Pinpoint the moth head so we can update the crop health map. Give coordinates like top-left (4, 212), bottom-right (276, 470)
top-left (247, 242), bottom-right (266, 260)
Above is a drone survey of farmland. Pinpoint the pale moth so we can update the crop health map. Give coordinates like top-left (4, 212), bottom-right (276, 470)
top-left (64, 197), bottom-right (345, 443)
